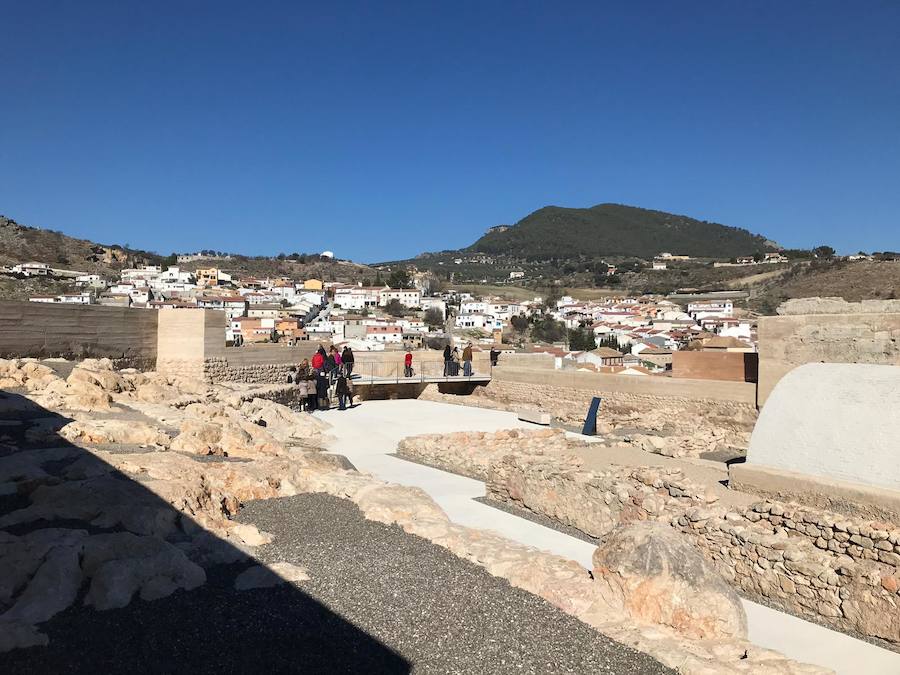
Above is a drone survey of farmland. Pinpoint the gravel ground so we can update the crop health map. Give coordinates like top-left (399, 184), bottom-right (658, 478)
top-left (3, 491), bottom-right (674, 674)
top-left (236, 493), bottom-right (673, 674)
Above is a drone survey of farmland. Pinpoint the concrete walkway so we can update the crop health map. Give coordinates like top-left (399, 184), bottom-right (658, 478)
top-left (314, 399), bottom-right (900, 675)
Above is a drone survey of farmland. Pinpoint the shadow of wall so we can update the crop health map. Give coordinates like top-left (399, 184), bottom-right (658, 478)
top-left (0, 388), bottom-right (409, 673)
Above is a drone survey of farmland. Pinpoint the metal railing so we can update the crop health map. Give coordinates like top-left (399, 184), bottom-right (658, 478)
top-left (349, 359), bottom-right (492, 384)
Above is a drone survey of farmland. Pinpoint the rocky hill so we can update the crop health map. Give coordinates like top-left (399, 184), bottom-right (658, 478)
top-left (0, 215), bottom-right (163, 275)
top-left (0, 215), bottom-right (374, 300)
top-left (469, 203), bottom-right (775, 260)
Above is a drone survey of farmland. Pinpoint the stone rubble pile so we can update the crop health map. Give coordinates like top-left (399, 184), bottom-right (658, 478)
top-left (0, 359), bottom-right (60, 392)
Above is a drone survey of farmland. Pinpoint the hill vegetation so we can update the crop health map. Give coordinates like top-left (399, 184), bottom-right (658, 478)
top-left (470, 203), bottom-right (775, 260)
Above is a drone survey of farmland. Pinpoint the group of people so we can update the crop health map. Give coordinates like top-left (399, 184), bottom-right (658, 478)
top-left (442, 343), bottom-right (474, 376)
top-left (290, 345), bottom-right (356, 411)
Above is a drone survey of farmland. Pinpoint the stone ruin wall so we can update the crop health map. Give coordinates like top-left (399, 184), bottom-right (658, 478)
top-left (202, 357), bottom-right (297, 384)
top-left (448, 374), bottom-right (758, 458)
top-left (396, 428), bottom-right (577, 481)
top-left (396, 430), bottom-right (900, 646)
top-left (487, 453), bottom-right (900, 646)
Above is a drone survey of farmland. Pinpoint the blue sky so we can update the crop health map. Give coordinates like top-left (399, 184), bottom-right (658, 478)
top-left (1, 1), bottom-right (898, 262)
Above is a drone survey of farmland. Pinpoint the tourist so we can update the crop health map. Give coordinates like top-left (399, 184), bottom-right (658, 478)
top-left (324, 347), bottom-right (337, 381)
top-left (311, 346), bottom-right (326, 373)
top-left (443, 344), bottom-right (452, 376)
top-left (336, 369), bottom-right (353, 410)
top-left (296, 359), bottom-right (312, 411)
top-left (315, 369), bottom-right (330, 410)
top-left (342, 346), bottom-right (355, 376)
top-left (329, 345), bottom-right (342, 380)
top-left (404, 350), bottom-right (413, 377)
top-left (450, 347), bottom-right (460, 376)
top-left (489, 346), bottom-right (500, 367)
top-left (462, 342), bottom-right (473, 377)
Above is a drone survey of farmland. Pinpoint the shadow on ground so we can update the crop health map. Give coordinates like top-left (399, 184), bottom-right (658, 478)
top-left (0, 389), bottom-right (410, 673)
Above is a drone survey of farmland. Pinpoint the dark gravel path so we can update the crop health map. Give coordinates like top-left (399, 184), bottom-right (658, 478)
top-left (237, 493), bottom-right (673, 674)
top-left (3, 493), bottom-right (674, 674)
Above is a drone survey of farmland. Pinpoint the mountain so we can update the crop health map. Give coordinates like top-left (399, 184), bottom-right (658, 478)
top-left (469, 203), bottom-right (775, 259)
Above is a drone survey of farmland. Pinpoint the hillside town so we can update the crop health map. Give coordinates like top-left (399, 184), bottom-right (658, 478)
top-left (9, 257), bottom-right (757, 377)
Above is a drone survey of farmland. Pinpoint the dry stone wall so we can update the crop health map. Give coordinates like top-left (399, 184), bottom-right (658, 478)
top-left (487, 451), bottom-right (900, 646)
top-left (203, 357), bottom-right (298, 384)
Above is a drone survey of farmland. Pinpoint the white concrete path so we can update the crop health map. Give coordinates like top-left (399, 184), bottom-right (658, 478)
top-left (314, 399), bottom-right (900, 675)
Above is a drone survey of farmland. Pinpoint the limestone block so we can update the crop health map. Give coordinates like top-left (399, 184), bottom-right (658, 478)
top-left (517, 407), bottom-right (552, 425)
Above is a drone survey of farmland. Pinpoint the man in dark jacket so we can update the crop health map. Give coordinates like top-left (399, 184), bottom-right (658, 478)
top-left (341, 346), bottom-right (355, 376)
top-left (443, 344), bottom-right (452, 376)
top-left (336, 371), bottom-right (353, 410)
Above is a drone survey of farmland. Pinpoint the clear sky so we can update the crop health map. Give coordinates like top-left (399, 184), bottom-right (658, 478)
top-left (1, 2), bottom-right (898, 262)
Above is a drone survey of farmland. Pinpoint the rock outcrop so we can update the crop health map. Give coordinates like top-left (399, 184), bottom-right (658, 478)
top-left (592, 522), bottom-right (747, 640)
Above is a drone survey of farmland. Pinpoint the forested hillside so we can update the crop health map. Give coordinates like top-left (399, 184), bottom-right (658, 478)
top-left (470, 203), bottom-right (775, 259)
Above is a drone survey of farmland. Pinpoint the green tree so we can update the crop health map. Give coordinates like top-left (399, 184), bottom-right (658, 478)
top-left (531, 317), bottom-right (565, 343)
top-left (567, 326), bottom-right (596, 351)
top-left (387, 268), bottom-right (411, 288)
top-left (543, 285), bottom-right (565, 310)
top-left (424, 307), bottom-right (444, 327)
top-left (597, 335), bottom-right (620, 351)
top-left (813, 245), bottom-right (835, 258)
top-left (385, 299), bottom-right (406, 317)
top-left (510, 314), bottom-right (530, 334)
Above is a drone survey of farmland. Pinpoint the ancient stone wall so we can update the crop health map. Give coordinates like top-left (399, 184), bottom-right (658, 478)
top-left (397, 428), bottom-right (577, 480)
top-left (486, 453), bottom-right (900, 646)
top-left (462, 369), bottom-right (757, 458)
top-left (0, 301), bottom-right (157, 369)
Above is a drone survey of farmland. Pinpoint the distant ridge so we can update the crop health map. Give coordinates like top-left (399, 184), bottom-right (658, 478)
top-left (469, 203), bottom-right (775, 259)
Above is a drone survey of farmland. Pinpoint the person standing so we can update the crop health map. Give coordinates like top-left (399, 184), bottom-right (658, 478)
top-left (342, 346), bottom-right (355, 376)
top-left (443, 344), bottom-right (452, 376)
top-left (404, 350), bottom-right (413, 377)
top-left (450, 347), bottom-right (461, 376)
top-left (462, 342), bottom-right (473, 377)
top-left (311, 346), bottom-right (326, 373)
top-left (489, 346), bottom-right (500, 367)
top-left (336, 370), bottom-right (353, 410)
top-left (306, 366), bottom-right (318, 411)
top-left (315, 369), bottom-right (330, 410)
top-left (294, 361), bottom-right (310, 411)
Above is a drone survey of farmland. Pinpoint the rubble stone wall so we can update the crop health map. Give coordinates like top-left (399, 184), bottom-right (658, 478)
top-left (0, 301), bottom-right (157, 369)
top-left (487, 454), bottom-right (900, 645)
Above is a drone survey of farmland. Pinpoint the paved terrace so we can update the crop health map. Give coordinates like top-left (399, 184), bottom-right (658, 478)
top-left (314, 399), bottom-right (900, 675)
